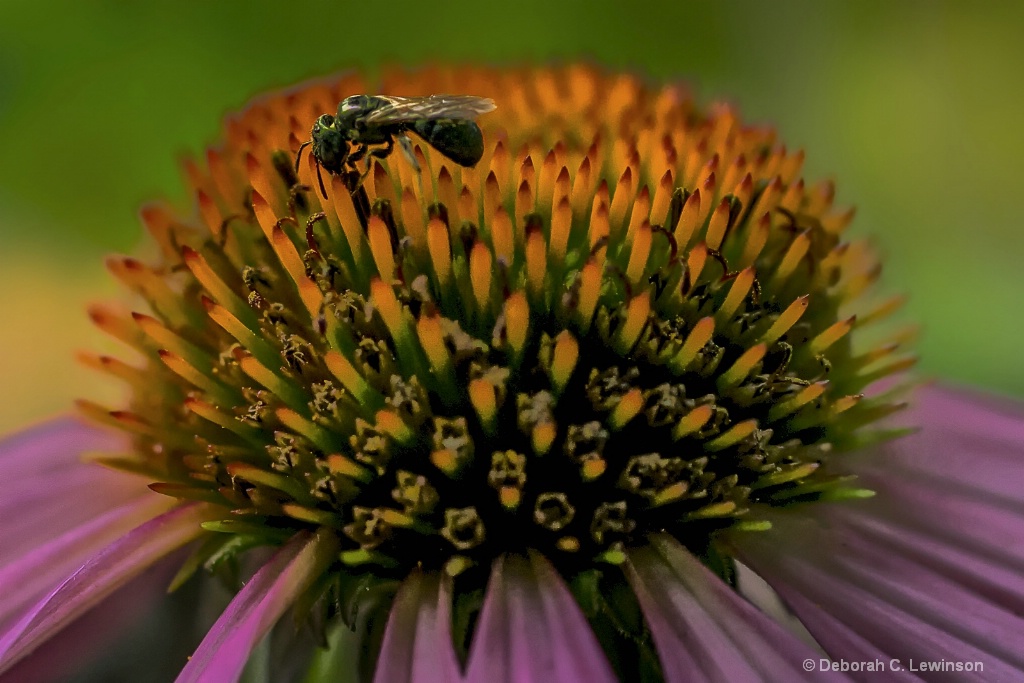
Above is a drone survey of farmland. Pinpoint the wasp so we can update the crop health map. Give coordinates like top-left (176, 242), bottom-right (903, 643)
top-left (295, 94), bottom-right (496, 196)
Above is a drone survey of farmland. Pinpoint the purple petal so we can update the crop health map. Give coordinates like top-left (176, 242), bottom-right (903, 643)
top-left (0, 417), bottom-right (141, 566)
top-left (737, 530), bottom-right (1023, 681)
top-left (0, 495), bottom-right (174, 630)
top-left (851, 385), bottom-right (1024, 508)
top-left (0, 503), bottom-right (207, 675)
top-left (0, 551), bottom-right (181, 683)
top-left (0, 417), bottom-right (122, 479)
top-left (372, 570), bottom-right (461, 683)
top-left (176, 529), bottom-right (339, 683)
top-left (731, 385), bottom-right (1024, 680)
top-left (464, 553), bottom-right (617, 683)
top-left (627, 536), bottom-right (841, 682)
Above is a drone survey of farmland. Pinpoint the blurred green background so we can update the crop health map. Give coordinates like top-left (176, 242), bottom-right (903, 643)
top-left (1, 0), bottom-right (1022, 432)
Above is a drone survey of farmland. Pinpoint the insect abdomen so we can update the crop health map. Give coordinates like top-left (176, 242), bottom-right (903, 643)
top-left (412, 119), bottom-right (484, 167)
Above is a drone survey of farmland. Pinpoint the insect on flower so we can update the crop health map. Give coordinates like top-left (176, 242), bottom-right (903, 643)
top-left (295, 93), bottom-right (497, 196)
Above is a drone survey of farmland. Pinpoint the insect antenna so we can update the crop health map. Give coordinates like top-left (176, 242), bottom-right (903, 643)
top-left (293, 140), bottom-right (312, 173)
top-left (314, 162), bottom-right (328, 199)
top-left (293, 140), bottom-right (328, 198)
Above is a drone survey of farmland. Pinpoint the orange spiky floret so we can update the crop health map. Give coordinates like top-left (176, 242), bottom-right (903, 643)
top-left (84, 66), bottom-right (911, 588)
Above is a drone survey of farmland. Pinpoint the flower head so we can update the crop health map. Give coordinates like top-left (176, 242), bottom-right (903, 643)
top-left (2, 66), bottom-right (1022, 682)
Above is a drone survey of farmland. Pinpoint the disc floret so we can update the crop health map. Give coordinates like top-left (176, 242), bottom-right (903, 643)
top-left (83, 67), bottom-right (910, 617)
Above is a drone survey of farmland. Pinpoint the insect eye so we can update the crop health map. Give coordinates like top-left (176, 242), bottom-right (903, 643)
top-left (318, 114), bottom-right (335, 127)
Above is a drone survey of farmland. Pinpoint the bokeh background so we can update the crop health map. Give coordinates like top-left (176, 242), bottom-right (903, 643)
top-left (2, 0), bottom-right (1022, 433)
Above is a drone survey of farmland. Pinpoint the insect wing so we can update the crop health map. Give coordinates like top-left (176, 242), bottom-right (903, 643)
top-left (362, 95), bottom-right (496, 125)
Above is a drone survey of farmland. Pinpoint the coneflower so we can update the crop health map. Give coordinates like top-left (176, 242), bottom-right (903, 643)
top-left (1, 66), bottom-right (1021, 683)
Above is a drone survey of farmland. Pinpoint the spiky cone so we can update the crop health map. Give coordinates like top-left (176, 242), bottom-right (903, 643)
top-left (3, 65), bottom-right (1022, 683)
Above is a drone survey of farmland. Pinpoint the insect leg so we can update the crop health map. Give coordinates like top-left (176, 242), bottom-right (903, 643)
top-left (369, 137), bottom-right (395, 165)
top-left (347, 143), bottom-right (368, 166)
top-left (397, 135), bottom-right (421, 173)
top-left (357, 137), bottom-right (396, 188)
top-left (396, 134), bottom-right (427, 199)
